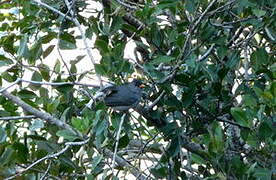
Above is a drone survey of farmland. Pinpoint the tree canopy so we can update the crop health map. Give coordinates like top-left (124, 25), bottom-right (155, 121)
top-left (0, 0), bottom-right (275, 179)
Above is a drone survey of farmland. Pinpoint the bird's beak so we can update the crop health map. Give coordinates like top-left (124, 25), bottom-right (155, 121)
top-left (139, 84), bottom-right (146, 88)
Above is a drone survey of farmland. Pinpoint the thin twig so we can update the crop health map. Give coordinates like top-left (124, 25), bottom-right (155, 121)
top-left (0, 78), bottom-right (21, 93)
top-left (243, 44), bottom-right (249, 80)
top-left (112, 113), bottom-right (126, 176)
top-left (196, 44), bottom-right (215, 62)
top-left (113, 0), bottom-right (138, 10)
top-left (57, 33), bottom-right (73, 78)
top-left (231, 29), bottom-right (261, 48)
top-left (56, 0), bottom-right (79, 79)
top-left (147, 91), bottom-right (165, 110)
top-left (206, 0), bottom-right (236, 17)
top-left (21, 79), bottom-right (99, 87)
top-left (31, 0), bottom-right (73, 21)
top-left (17, 164), bottom-right (61, 180)
top-left (64, 0), bottom-right (103, 88)
top-left (103, 149), bottom-right (147, 180)
top-left (0, 115), bottom-right (36, 121)
top-left (216, 115), bottom-right (251, 130)
top-left (0, 0), bottom-right (11, 6)
top-left (5, 139), bottom-right (89, 180)
top-left (40, 160), bottom-right (52, 180)
top-left (5, 78), bottom-right (100, 89)
top-left (191, 0), bottom-right (218, 32)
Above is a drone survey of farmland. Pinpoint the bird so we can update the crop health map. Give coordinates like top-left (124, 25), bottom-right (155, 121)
top-left (102, 79), bottom-right (145, 111)
top-left (85, 79), bottom-right (145, 111)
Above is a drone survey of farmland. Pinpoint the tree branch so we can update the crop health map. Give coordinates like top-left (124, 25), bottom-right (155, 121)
top-left (0, 90), bottom-right (82, 137)
top-left (31, 0), bottom-right (73, 21)
top-left (0, 115), bottom-right (36, 121)
top-left (0, 78), bottom-right (100, 94)
top-left (103, 149), bottom-right (147, 180)
top-left (5, 139), bottom-right (89, 180)
top-left (64, 0), bottom-right (103, 87)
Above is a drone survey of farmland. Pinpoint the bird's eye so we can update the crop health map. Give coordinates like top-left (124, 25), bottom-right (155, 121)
top-left (139, 84), bottom-right (145, 88)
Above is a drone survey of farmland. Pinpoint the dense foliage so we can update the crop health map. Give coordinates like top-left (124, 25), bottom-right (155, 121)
top-left (0, 0), bottom-right (275, 179)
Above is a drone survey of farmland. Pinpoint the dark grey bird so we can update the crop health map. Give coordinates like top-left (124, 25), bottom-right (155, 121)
top-left (102, 79), bottom-right (145, 111)
top-left (84, 79), bottom-right (145, 112)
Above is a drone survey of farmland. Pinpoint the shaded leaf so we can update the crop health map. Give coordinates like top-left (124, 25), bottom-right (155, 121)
top-left (231, 107), bottom-right (249, 127)
top-left (0, 126), bottom-right (7, 143)
top-left (43, 45), bottom-right (55, 58)
top-left (17, 89), bottom-right (37, 99)
top-left (150, 56), bottom-right (175, 65)
top-left (56, 129), bottom-right (79, 141)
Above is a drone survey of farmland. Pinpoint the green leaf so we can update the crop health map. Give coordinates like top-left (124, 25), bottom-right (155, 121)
top-left (252, 9), bottom-right (266, 17)
top-left (0, 147), bottom-right (14, 166)
top-left (2, 71), bottom-right (14, 82)
top-left (167, 137), bottom-right (180, 157)
top-left (217, 46), bottom-right (228, 59)
top-left (1, 34), bottom-right (16, 54)
top-left (60, 157), bottom-right (78, 170)
top-left (243, 95), bottom-right (257, 107)
top-left (47, 98), bottom-right (60, 113)
top-left (17, 89), bottom-right (37, 99)
top-left (110, 16), bottom-right (123, 35)
top-left (31, 71), bottom-right (43, 82)
top-left (36, 140), bottom-right (59, 153)
top-left (29, 71), bottom-right (43, 90)
top-left (258, 121), bottom-right (273, 140)
top-left (71, 117), bottom-right (91, 133)
top-left (0, 55), bottom-right (13, 67)
top-left (230, 107), bottom-right (249, 127)
top-left (29, 41), bottom-right (42, 64)
top-left (253, 168), bottom-right (271, 180)
top-left (246, 162), bottom-right (257, 174)
top-left (56, 129), bottom-right (79, 141)
top-left (151, 25), bottom-right (163, 47)
top-left (151, 166), bottom-right (167, 178)
top-left (157, 0), bottom-right (178, 9)
top-left (150, 56), bottom-right (174, 65)
top-left (54, 59), bottom-right (61, 73)
top-left (0, 126), bottom-right (7, 143)
top-left (95, 119), bottom-right (108, 136)
top-left (41, 32), bottom-right (56, 44)
top-left (17, 34), bottom-right (30, 59)
top-left (191, 153), bottom-right (206, 164)
top-left (185, 0), bottom-right (198, 13)
top-left (70, 63), bottom-right (77, 74)
top-left (95, 38), bottom-right (109, 54)
top-left (59, 32), bottom-right (77, 49)
top-left (251, 48), bottom-right (269, 71)
top-left (60, 107), bottom-right (70, 122)
top-left (38, 64), bottom-right (50, 81)
top-left (118, 135), bottom-right (130, 149)
top-left (95, 63), bottom-right (107, 76)
top-left (55, 84), bottom-right (73, 94)
top-left (39, 87), bottom-right (49, 99)
top-left (12, 142), bottom-right (29, 163)
top-left (29, 119), bottom-right (44, 131)
top-left (186, 54), bottom-right (197, 68)
top-left (91, 155), bottom-right (103, 171)
top-left (225, 51), bottom-right (239, 69)
top-left (43, 45), bottom-right (55, 58)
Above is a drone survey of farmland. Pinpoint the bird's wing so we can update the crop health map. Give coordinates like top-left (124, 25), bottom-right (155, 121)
top-left (104, 85), bottom-right (139, 107)
top-left (104, 96), bottom-right (138, 107)
top-left (101, 85), bottom-right (118, 96)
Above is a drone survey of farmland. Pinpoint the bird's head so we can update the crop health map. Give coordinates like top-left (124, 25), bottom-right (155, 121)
top-left (131, 79), bottom-right (145, 88)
